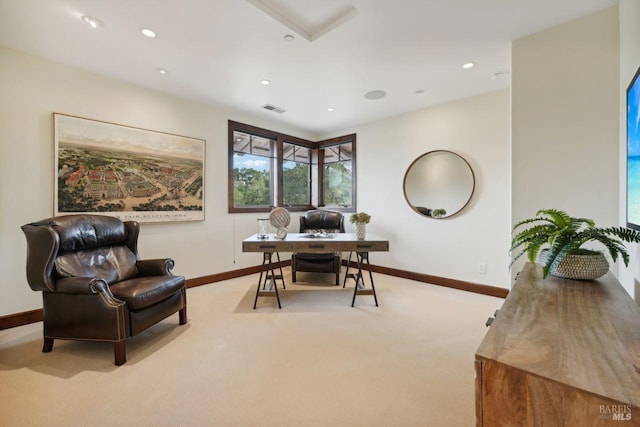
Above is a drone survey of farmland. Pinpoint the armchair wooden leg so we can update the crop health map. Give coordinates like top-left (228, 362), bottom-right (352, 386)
top-left (114, 341), bottom-right (126, 366)
top-left (43, 337), bottom-right (54, 353)
top-left (179, 306), bottom-right (187, 325)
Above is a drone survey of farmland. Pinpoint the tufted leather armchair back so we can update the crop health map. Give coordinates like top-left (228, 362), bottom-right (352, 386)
top-left (299, 209), bottom-right (345, 233)
top-left (22, 214), bottom-right (140, 292)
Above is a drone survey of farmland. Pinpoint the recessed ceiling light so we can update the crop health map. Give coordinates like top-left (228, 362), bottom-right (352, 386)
top-left (260, 79), bottom-right (271, 85)
top-left (141, 28), bottom-right (156, 38)
top-left (462, 62), bottom-right (475, 69)
top-left (327, 107), bottom-right (335, 112)
top-left (491, 72), bottom-right (506, 80)
top-left (415, 90), bottom-right (425, 97)
top-left (157, 68), bottom-right (168, 75)
top-left (364, 90), bottom-right (386, 100)
top-left (284, 34), bottom-right (295, 42)
top-left (81, 16), bottom-right (103, 29)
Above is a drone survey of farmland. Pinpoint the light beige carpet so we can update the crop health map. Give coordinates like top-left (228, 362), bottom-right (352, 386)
top-left (0, 270), bottom-right (503, 427)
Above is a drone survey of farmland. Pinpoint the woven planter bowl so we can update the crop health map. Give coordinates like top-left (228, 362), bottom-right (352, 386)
top-left (539, 249), bottom-right (609, 280)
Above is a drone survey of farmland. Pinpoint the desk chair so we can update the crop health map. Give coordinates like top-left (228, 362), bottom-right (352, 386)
top-left (291, 209), bottom-right (345, 286)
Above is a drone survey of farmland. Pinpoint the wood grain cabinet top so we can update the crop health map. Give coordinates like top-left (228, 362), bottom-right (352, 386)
top-left (475, 263), bottom-right (640, 426)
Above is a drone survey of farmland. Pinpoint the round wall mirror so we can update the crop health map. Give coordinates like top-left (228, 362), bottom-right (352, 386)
top-left (403, 150), bottom-right (475, 219)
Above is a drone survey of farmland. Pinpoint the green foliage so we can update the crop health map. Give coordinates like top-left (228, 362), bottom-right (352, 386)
top-left (324, 161), bottom-right (352, 206)
top-left (350, 212), bottom-right (371, 224)
top-left (511, 208), bottom-right (640, 278)
top-left (57, 177), bottom-right (96, 212)
top-left (431, 208), bottom-right (446, 218)
top-left (283, 163), bottom-right (310, 205)
top-left (233, 158), bottom-right (352, 208)
top-left (233, 167), bottom-right (271, 206)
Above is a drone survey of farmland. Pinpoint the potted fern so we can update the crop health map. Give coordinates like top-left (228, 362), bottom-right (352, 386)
top-left (350, 212), bottom-right (371, 240)
top-left (511, 209), bottom-right (640, 279)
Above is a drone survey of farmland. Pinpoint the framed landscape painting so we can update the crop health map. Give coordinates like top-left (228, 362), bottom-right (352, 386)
top-left (54, 113), bottom-right (205, 223)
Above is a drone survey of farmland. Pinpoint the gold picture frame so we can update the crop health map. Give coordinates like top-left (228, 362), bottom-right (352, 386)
top-left (54, 113), bottom-right (205, 223)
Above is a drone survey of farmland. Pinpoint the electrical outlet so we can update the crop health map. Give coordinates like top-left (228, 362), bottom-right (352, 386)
top-left (478, 262), bottom-right (487, 274)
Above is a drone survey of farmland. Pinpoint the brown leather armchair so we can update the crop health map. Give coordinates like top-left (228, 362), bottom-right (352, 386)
top-left (21, 214), bottom-right (187, 365)
top-left (291, 210), bottom-right (345, 286)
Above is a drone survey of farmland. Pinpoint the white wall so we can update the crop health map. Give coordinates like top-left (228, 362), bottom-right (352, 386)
top-left (0, 46), bottom-right (512, 317)
top-left (1, 5), bottom-right (627, 317)
top-left (0, 46), bottom-right (315, 316)
top-left (511, 8), bottom-right (620, 282)
top-left (618, 0), bottom-right (640, 299)
top-left (321, 90), bottom-right (512, 288)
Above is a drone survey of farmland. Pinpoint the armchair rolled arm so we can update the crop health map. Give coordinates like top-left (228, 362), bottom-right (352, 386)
top-left (136, 258), bottom-right (175, 276)
top-left (55, 277), bottom-right (123, 307)
top-left (56, 277), bottom-right (103, 294)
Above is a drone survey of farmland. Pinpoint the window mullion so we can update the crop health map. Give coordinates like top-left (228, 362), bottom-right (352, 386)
top-left (275, 137), bottom-right (283, 208)
top-left (317, 149), bottom-right (324, 207)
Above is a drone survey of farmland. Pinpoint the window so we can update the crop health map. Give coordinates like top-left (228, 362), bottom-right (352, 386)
top-left (282, 142), bottom-right (311, 207)
top-left (319, 135), bottom-right (356, 211)
top-left (231, 130), bottom-right (275, 210)
top-left (228, 121), bottom-right (356, 213)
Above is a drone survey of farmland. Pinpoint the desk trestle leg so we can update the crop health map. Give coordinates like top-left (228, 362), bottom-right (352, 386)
top-left (343, 252), bottom-right (356, 288)
top-left (253, 252), bottom-right (282, 309)
top-left (349, 251), bottom-right (378, 307)
top-left (262, 251), bottom-right (286, 290)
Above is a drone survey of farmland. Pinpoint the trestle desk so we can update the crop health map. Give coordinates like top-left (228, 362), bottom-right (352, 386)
top-left (242, 233), bottom-right (389, 308)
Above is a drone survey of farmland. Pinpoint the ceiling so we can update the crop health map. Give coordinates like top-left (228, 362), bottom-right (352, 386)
top-left (0, 0), bottom-right (619, 135)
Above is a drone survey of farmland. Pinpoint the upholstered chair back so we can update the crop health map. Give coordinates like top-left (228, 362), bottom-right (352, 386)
top-left (22, 214), bottom-right (140, 292)
top-left (299, 210), bottom-right (345, 233)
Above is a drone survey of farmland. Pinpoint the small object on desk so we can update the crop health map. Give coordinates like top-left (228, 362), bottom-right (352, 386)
top-left (270, 208), bottom-right (290, 240)
top-left (269, 207), bottom-right (291, 228)
top-left (276, 227), bottom-right (287, 239)
top-left (257, 218), bottom-right (269, 239)
top-left (302, 231), bottom-right (334, 238)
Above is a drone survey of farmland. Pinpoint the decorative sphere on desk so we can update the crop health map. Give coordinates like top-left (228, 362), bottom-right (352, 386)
top-left (270, 207), bottom-right (290, 240)
top-left (269, 207), bottom-right (290, 228)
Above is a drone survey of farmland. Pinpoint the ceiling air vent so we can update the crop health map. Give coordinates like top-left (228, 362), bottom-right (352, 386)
top-left (262, 104), bottom-right (287, 114)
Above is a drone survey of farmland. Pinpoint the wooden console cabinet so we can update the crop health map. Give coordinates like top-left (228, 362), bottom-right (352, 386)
top-left (475, 263), bottom-right (640, 426)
